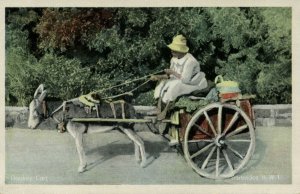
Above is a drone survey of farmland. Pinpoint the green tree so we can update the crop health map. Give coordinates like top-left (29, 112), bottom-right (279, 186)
top-left (256, 8), bottom-right (291, 103)
top-left (205, 7), bottom-right (291, 104)
top-left (6, 9), bottom-right (40, 106)
top-left (37, 53), bottom-right (95, 100)
top-left (5, 7), bottom-right (291, 106)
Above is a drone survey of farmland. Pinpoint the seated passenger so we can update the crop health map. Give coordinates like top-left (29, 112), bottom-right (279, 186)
top-left (151, 34), bottom-right (208, 120)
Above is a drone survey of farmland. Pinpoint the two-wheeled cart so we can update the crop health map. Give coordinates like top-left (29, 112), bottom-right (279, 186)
top-left (73, 93), bottom-right (255, 180)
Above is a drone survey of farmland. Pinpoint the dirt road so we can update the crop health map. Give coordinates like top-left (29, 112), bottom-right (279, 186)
top-left (5, 126), bottom-right (291, 184)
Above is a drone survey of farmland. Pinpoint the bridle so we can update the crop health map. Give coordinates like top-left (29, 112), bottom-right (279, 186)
top-left (50, 102), bottom-right (69, 133)
top-left (34, 98), bottom-right (67, 132)
top-left (32, 98), bottom-right (48, 120)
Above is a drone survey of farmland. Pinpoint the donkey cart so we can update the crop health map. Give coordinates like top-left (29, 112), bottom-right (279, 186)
top-left (72, 94), bottom-right (256, 180)
top-left (28, 74), bottom-right (255, 180)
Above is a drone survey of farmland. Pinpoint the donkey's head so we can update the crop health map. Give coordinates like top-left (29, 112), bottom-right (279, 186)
top-left (28, 84), bottom-right (47, 129)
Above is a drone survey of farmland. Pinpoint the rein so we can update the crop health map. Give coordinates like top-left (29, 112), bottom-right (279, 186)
top-left (92, 70), bottom-right (164, 94)
top-left (102, 79), bottom-right (151, 100)
top-left (33, 99), bottom-right (48, 121)
top-left (37, 71), bottom-right (163, 132)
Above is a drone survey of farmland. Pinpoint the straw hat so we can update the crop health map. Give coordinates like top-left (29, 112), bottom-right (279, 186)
top-left (167, 34), bottom-right (189, 53)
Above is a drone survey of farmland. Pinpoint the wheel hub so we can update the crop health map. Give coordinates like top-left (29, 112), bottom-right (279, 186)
top-left (214, 135), bottom-right (226, 148)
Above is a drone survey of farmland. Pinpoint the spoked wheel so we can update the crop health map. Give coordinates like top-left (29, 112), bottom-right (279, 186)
top-left (183, 102), bottom-right (255, 179)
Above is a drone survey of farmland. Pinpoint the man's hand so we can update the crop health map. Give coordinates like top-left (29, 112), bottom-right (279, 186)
top-left (164, 69), bottom-right (181, 79)
top-left (150, 75), bottom-right (159, 81)
top-left (149, 74), bottom-right (169, 81)
top-left (164, 69), bottom-right (175, 75)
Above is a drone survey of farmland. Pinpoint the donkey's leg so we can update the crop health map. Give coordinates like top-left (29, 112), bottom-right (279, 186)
top-left (132, 136), bottom-right (143, 162)
top-left (132, 133), bottom-right (149, 167)
top-left (67, 122), bottom-right (87, 173)
top-left (119, 127), bottom-right (147, 167)
top-left (75, 132), bottom-right (87, 172)
top-left (134, 143), bottom-right (141, 162)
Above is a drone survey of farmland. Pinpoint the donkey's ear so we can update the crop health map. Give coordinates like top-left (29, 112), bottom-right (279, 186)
top-left (34, 84), bottom-right (44, 98)
top-left (38, 90), bottom-right (47, 102)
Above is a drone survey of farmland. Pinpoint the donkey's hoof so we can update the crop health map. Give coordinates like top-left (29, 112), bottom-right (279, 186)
top-left (78, 164), bottom-right (87, 173)
top-left (135, 156), bottom-right (141, 163)
top-left (140, 156), bottom-right (155, 168)
top-left (140, 160), bottom-right (147, 168)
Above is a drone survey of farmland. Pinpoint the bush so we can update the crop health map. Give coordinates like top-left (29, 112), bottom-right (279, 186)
top-left (5, 8), bottom-right (291, 106)
top-left (37, 54), bottom-right (95, 100)
top-left (133, 90), bottom-right (156, 106)
top-left (6, 46), bottom-right (40, 106)
top-left (6, 10), bottom-right (40, 105)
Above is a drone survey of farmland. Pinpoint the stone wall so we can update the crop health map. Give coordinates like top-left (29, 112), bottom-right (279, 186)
top-left (253, 104), bottom-right (292, 127)
top-left (5, 104), bottom-right (292, 129)
top-left (5, 107), bottom-right (28, 128)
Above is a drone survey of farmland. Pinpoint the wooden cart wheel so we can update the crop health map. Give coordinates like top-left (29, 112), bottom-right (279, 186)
top-left (183, 102), bottom-right (255, 179)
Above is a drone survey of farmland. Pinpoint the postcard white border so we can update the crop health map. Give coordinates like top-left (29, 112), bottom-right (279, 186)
top-left (1, 1), bottom-right (299, 194)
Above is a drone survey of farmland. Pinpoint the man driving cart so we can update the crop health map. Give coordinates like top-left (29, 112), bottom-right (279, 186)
top-left (151, 34), bottom-right (208, 120)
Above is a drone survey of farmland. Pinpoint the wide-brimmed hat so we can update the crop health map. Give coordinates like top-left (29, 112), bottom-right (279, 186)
top-left (167, 34), bottom-right (189, 53)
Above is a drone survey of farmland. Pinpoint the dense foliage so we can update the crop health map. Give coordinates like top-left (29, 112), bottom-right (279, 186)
top-left (6, 7), bottom-right (291, 106)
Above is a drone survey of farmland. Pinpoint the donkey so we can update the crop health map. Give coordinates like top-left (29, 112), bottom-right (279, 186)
top-left (28, 84), bottom-right (149, 172)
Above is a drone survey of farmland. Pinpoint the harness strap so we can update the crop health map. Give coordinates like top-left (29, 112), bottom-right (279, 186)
top-left (109, 102), bottom-right (116, 118)
top-left (42, 101), bottom-right (48, 117)
top-left (52, 116), bottom-right (60, 124)
top-left (121, 100), bottom-right (125, 119)
top-left (96, 104), bottom-right (100, 118)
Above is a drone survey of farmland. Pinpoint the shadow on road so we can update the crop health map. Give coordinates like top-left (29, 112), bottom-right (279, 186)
top-left (85, 139), bottom-right (174, 171)
top-left (236, 137), bottom-right (267, 176)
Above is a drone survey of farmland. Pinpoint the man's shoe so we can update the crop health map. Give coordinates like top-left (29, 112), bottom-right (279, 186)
top-left (157, 100), bottom-right (170, 120)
